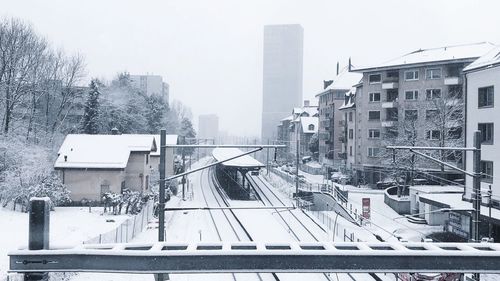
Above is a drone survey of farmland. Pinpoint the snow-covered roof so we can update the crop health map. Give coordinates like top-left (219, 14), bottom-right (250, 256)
top-left (339, 87), bottom-right (356, 110)
top-left (280, 115), bottom-right (293, 122)
top-left (301, 106), bottom-right (318, 117)
top-left (212, 148), bottom-right (264, 168)
top-left (316, 68), bottom-right (362, 97)
top-left (55, 134), bottom-right (157, 169)
top-left (353, 42), bottom-right (496, 72)
top-left (149, 134), bottom-right (178, 156)
top-left (463, 45), bottom-right (500, 72)
top-left (300, 117), bottom-right (318, 134)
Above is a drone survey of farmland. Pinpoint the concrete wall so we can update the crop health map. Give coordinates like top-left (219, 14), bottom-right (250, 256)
top-left (150, 148), bottom-right (175, 178)
top-left (465, 66), bottom-right (500, 203)
top-left (61, 169), bottom-right (125, 201)
top-left (384, 190), bottom-right (411, 215)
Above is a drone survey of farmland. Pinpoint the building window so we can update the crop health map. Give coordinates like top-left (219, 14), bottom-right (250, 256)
top-left (478, 86), bottom-right (494, 108)
top-left (368, 147), bottom-right (381, 157)
top-left (369, 92), bottom-right (381, 102)
top-left (146, 154), bottom-right (149, 165)
top-left (368, 111), bottom-right (380, 120)
top-left (145, 175), bottom-right (150, 190)
top-left (349, 146), bottom-right (353, 156)
top-left (426, 109), bottom-right (438, 120)
top-left (349, 112), bottom-right (353, 122)
top-left (426, 130), bottom-right (441, 140)
top-left (369, 74), bottom-right (381, 84)
top-left (100, 184), bottom-right (110, 197)
top-left (426, 68), bottom-right (442, 79)
top-left (426, 89), bottom-right (442, 100)
top-left (308, 124), bottom-right (315, 131)
top-left (478, 123), bottom-right (494, 145)
top-left (405, 110), bottom-right (418, 120)
top-left (368, 129), bottom-right (380, 139)
top-left (405, 90), bottom-right (418, 100)
top-left (349, 129), bottom-right (353, 139)
top-left (404, 70), bottom-right (419, 81)
top-left (481, 160), bottom-right (493, 183)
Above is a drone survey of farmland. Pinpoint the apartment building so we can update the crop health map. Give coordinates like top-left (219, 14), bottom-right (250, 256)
top-left (316, 67), bottom-right (362, 174)
top-left (339, 84), bottom-right (361, 172)
top-left (463, 46), bottom-right (500, 207)
top-left (352, 42), bottom-right (495, 185)
top-left (276, 100), bottom-right (318, 161)
top-left (130, 74), bottom-right (169, 102)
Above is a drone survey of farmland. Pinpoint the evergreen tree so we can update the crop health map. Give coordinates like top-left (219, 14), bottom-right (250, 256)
top-left (144, 94), bottom-right (168, 134)
top-left (179, 118), bottom-right (196, 156)
top-left (82, 79), bottom-right (101, 134)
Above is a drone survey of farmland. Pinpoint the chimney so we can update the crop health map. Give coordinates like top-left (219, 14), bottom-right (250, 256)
top-left (323, 80), bottom-right (333, 89)
top-left (304, 100), bottom-right (310, 107)
top-left (348, 57), bottom-right (352, 72)
top-left (336, 62), bottom-right (339, 76)
top-left (111, 127), bottom-right (120, 135)
top-left (64, 155), bottom-right (67, 162)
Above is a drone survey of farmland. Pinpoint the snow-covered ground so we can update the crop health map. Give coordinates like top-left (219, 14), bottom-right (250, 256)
top-left (0, 206), bottom-right (130, 280)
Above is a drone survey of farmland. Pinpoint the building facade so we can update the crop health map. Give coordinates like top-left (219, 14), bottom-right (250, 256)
top-left (261, 24), bottom-right (303, 142)
top-left (352, 42), bottom-right (495, 185)
top-left (130, 74), bottom-right (169, 102)
top-left (198, 114), bottom-right (219, 141)
top-left (464, 46), bottom-right (500, 207)
top-left (316, 68), bottom-right (362, 174)
top-left (339, 85), bottom-right (360, 173)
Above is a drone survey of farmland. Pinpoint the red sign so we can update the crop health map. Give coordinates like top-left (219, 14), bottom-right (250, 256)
top-left (362, 198), bottom-right (370, 220)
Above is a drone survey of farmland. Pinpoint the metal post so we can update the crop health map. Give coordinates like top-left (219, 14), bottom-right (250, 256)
top-left (266, 139), bottom-right (270, 175)
top-left (296, 132), bottom-right (300, 206)
top-left (472, 131), bottom-right (481, 281)
top-left (157, 130), bottom-right (167, 281)
top-left (182, 151), bottom-right (186, 201)
top-left (25, 198), bottom-right (50, 281)
top-left (488, 185), bottom-right (493, 239)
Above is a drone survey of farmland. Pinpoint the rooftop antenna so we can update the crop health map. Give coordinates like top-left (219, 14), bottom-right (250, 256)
top-left (348, 57), bottom-right (352, 72)
top-left (336, 61), bottom-right (339, 76)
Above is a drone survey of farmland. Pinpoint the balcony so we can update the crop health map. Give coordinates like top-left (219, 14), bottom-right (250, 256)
top-left (382, 101), bottom-right (398, 108)
top-left (382, 77), bottom-right (399, 89)
top-left (381, 120), bottom-right (398, 127)
top-left (337, 152), bottom-right (347, 160)
top-left (444, 76), bottom-right (463, 85)
top-left (338, 136), bottom-right (346, 143)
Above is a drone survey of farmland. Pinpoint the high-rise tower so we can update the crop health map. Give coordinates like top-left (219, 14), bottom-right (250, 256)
top-left (261, 24), bottom-right (303, 142)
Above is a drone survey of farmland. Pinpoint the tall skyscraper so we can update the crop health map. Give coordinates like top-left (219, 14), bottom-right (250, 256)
top-left (261, 24), bottom-right (304, 142)
top-left (198, 114), bottom-right (219, 141)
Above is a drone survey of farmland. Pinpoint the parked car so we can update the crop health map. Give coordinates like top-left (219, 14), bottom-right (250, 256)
top-left (412, 178), bottom-right (428, 185)
top-left (376, 178), bottom-right (403, 189)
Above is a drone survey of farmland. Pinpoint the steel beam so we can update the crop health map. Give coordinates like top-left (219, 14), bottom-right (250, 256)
top-left (10, 242), bottom-right (500, 274)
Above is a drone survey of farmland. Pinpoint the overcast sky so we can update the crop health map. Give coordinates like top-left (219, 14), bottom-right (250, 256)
top-left (2, 0), bottom-right (500, 137)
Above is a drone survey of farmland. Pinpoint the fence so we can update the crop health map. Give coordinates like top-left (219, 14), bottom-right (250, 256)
top-left (306, 209), bottom-right (362, 242)
top-left (83, 200), bottom-right (154, 244)
top-left (270, 168), bottom-right (326, 192)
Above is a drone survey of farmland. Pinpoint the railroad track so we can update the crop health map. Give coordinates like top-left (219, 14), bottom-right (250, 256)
top-left (248, 175), bottom-right (382, 281)
top-left (199, 162), bottom-right (277, 281)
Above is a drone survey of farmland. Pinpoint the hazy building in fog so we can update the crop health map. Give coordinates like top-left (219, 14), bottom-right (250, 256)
top-left (261, 24), bottom-right (304, 142)
top-left (198, 114), bottom-right (219, 141)
top-left (130, 74), bottom-right (169, 102)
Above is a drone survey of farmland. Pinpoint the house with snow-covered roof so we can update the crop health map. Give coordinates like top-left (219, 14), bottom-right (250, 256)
top-left (276, 100), bottom-right (318, 161)
top-left (55, 134), bottom-right (175, 202)
top-left (350, 42), bottom-right (496, 186)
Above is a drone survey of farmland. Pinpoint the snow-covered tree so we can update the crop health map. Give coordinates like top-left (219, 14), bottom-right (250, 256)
top-left (308, 133), bottom-right (319, 158)
top-left (81, 79), bottom-right (101, 134)
top-left (179, 118), bottom-right (196, 156)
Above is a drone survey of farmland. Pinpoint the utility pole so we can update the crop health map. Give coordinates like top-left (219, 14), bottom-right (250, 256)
top-left (157, 130), bottom-right (167, 281)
